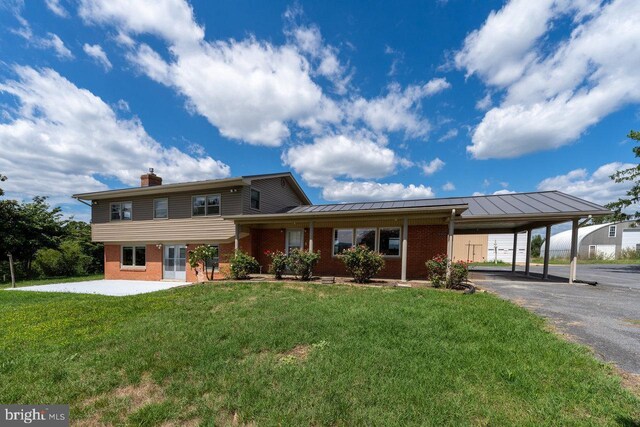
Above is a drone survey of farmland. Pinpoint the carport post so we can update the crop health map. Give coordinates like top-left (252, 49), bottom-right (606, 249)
top-left (309, 221), bottom-right (314, 252)
top-left (525, 229), bottom-right (532, 276)
top-left (234, 224), bottom-right (240, 251)
top-left (543, 225), bottom-right (551, 279)
top-left (401, 217), bottom-right (409, 282)
top-left (511, 232), bottom-right (518, 273)
top-left (569, 218), bottom-right (579, 284)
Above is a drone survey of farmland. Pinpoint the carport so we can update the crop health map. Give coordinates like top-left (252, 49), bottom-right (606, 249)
top-left (445, 191), bottom-right (611, 283)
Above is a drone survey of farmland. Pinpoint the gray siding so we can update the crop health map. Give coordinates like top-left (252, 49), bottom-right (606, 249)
top-left (92, 187), bottom-right (243, 224)
top-left (243, 177), bottom-right (305, 214)
top-left (579, 221), bottom-right (633, 258)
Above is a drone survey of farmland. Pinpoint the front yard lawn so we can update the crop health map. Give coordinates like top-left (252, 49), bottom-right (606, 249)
top-left (0, 274), bottom-right (104, 290)
top-left (0, 282), bottom-right (638, 425)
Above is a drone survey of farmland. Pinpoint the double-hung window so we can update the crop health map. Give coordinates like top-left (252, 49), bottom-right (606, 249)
top-left (153, 198), bottom-right (168, 219)
top-left (192, 194), bottom-right (221, 216)
top-left (286, 229), bottom-right (303, 254)
top-left (122, 246), bottom-right (146, 267)
top-left (250, 188), bottom-right (261, 210)
top-left (608, 225), bottom-right (616, 238)
top-left (110, 202), bottom-right (132, 221)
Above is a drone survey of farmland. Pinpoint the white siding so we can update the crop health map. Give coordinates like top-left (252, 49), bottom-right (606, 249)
top-left (486, 232), bottom-right (528, 263)
top-left (622, 230), bottom-right (640, 250)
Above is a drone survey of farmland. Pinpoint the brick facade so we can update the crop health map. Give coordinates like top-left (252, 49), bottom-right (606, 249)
top-left (104, 224), bottom-right (447, 282)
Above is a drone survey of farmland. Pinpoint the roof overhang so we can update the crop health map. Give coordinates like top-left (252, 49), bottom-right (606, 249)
top-left (73, 177), bottom-right (248, 200)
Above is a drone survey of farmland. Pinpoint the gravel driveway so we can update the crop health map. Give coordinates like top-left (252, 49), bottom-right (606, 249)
top-left (472, 268), bottom-right (640, 374)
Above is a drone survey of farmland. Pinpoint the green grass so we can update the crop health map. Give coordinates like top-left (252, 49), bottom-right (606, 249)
top-left (0, 274), bottom-right (104, 290)
top-left (469, 261), bottom-right (511, 267)
top-left (0, 283), bottom-right (638, 426)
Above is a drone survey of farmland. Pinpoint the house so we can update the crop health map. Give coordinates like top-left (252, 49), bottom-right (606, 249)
top-left (541, 221), bottom-right (639, 259)
top-left (73, 171), bottom-right (611, 282)
top-left (452, 232), bottom-right (529, 263)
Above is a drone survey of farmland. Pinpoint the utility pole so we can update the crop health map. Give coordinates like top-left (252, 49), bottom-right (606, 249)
top-left (8, 253), bottom-right (16, 288)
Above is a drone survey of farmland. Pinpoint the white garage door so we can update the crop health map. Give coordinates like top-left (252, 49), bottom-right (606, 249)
top-left (622, 229), bottom-right (640, 250)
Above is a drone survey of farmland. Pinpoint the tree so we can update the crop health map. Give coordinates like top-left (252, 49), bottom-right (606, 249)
top-left (0, 174), bottom-right (6, 196)
top-left (606, 130), bottom-right (640, 222)
top-left (531, 234), bottom-right (544, 258)
top-left (188, 245), bottom-right (219, 281)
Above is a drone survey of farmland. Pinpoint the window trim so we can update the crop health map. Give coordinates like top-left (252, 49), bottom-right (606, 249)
top-left (121, 245), bottom-right (146, 270)
top-left (608, 225), bottom-right (617, 238)
top-left (153, 198), bottom-right (169, 220)
top-left (285, 228), bottom-right (304, 255)
top-left (110, 201), bottom-right (133, 221)
top-left (191, 194), bottom-right (221, 217)
top-left (378, 227), bottom-right (402, 258)
top-left (250, 188), bottom-right (261, 211)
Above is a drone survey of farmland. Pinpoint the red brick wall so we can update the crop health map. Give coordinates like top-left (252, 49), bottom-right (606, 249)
top-left (104, 244), bottom-right (163, 280)
top-left (254, 225), bottom-right (447, 280)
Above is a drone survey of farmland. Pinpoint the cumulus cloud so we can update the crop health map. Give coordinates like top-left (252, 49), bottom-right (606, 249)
top-left (282, 134), bottom-right (405, 186)
top-left (321, 181), bottom-right (434, 202)
top-left (537, 162), bottom-right (637, 207)
top-left (0, 66), bottom-right (230, 204)
top-left (13, 19), bottom-right (74, 59)
top-left (83, 43), bottom-right (112, 71)
top-left (493, 189), bottom-right (516, 195)
top-left (421, 158), bottom-right (445, 176)
top-left (458, 0), bottom-right (640, 159)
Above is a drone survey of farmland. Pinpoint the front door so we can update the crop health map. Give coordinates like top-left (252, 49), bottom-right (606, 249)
top-left (164, 245), bottom-right (187, 280)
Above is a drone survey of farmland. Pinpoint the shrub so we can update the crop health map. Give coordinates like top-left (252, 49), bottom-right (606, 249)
top-left (287, 249), bottom-right (320, 281)
top-left (620, 247), bottom-right (640, 259)
top-left (33, 241), bottom-right (91, 278)
top-left (425, 254), bottom-right (448, 288)
top-left (425, 255), bottom-right (469, 289)
top-left (265, 250), bottom-right (288, 279)
top-left (340, 245), bottom-right (385, 283)
top-left (188, 245), bottom-right (218, 281)
top-left (227, 250), bottom-right (259, 280)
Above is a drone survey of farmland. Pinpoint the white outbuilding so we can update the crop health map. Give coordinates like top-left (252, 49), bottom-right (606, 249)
top-left (541, 221), bottom-right (638, 259)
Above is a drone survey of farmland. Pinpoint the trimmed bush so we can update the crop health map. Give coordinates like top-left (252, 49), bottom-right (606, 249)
top-left (287, 249), bottom-right (320, 281)
top-left (265, 250), bottom-right (288, 280)
top-left (425, 255), bottom-right (469, 289)
top-left (340, 245), bottom-right (385, 283)
top-left (227, 250), bottom-right (259, 280)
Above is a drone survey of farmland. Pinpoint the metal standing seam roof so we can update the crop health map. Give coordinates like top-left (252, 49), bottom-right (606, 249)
top-left (279, 191), bottom-right (609, 217)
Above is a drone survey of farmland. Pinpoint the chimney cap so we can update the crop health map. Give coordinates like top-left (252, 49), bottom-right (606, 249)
top-left (149, 167), bottom-right (155, 174)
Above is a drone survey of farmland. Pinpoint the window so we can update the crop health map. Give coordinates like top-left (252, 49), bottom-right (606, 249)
top-left (379, 228), bottom-right (401, 256)
top-left (355, 228), bottom-right (376, 251)
top-left (192, 194), bottom-right (221, 216)
top-left (333, 229), bottom-right (354, 255)
top-left (608, 225), bottom-right (617, 238)
top-left (122, 245), bottom-right (145, 267)
top-left (286, 229), bottom-right (303, 254)
top-left (110, 202), bottom-right (132, 221)
top-left (250, 188), bottom-right (260, 210)
top-left (204, 245), bottom-right (219, 271)
top-left (153, 198), bottom-right (168, 219)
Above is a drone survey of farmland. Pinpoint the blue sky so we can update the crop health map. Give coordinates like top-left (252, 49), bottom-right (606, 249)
top-left (0, 0), bottom-right (638, 221)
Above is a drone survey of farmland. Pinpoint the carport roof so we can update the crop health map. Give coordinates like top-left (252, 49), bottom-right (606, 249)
top-left (227, 191), bottom-right (610, 228)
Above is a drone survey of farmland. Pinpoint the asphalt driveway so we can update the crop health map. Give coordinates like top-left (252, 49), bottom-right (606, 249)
top-left (471, 269), bottom-right (640, 374)
top-left (6, 280), bottom-right (190, 296)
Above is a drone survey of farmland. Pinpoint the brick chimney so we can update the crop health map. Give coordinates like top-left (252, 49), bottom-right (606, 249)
top-left (141, 168), bottom-right (162, 187)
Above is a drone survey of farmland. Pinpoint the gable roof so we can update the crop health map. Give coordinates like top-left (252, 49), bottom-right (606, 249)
top-left (73, 172), bottom-right (311, 204)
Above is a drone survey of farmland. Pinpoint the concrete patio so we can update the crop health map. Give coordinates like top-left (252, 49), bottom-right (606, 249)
top-left (6, 280), bottom-right (191, 296)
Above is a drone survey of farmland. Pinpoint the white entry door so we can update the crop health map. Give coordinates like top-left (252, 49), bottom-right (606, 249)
top-left (164, 245), bottom-right (187, 280)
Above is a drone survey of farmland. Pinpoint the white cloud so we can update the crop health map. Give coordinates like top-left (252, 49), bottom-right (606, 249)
top-left (83, 43), bottom-right (112, 71)
top-left (282, 134), bottom-right (404, 186)
top-left (472, 192), bottom-right (485, 196)
top-left (14, 20), bottom-right (74, 59)
top-left (45, 0), bottom-right (68, 17)
top-left (537, 162), bottom-right (637, 207)
top-left (460, 0), bottom-right (640, 159)
top-left (421, 158), bottom-right (445, 176)
top-left (442, 182), bottom-right (455, 191)
top-left (475, 93), bottom-right (492, 111)
top-left (321, 180), bottom-right (434, 202)
top-left (493, 189), bottom-right (516, 195)
top-left (0, 66), bottom-right (230, 204)
top-left (438, 128), bottom-right (458, 142)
